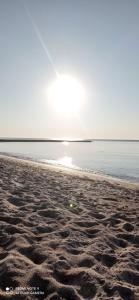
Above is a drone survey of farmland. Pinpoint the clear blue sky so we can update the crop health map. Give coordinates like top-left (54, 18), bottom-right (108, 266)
top-left (0, 0), bottom-right (139, 139)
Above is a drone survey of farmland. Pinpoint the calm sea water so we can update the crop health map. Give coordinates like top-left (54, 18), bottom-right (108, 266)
top-left (0, 141), bottom-right (139, 183)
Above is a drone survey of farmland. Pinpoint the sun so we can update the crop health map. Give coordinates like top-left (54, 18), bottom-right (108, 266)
top-left (47, 74), bottom-right (85, 117)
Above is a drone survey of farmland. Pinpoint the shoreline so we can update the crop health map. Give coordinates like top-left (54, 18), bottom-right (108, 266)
top-left (0, 155), bottom-right (139, 299)
top-left (0, 153), bottom-right (139, 191)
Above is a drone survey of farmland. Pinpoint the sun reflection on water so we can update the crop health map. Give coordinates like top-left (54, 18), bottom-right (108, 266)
top-left (62, 141), bottom-right (69, 146)
top-left (57, 156), bottom-right (73, 167)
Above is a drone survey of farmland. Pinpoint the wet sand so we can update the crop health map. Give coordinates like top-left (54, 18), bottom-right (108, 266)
top-left (0, 155), bottom-right (139, 300)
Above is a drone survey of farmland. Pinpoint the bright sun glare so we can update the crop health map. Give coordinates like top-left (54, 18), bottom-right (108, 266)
top-left (48, 75), bottom-right (85, 117)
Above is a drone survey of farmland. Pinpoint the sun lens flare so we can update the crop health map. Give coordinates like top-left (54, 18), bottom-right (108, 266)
top-left (47, 75), bottom-right (85, 117)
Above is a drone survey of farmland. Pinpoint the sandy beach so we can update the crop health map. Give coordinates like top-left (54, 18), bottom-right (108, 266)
top-left (0, 156), bottom-right (139, 300)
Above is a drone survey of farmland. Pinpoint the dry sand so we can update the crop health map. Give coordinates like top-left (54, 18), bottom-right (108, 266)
top-left (0, 155), bottom-right (139, 300)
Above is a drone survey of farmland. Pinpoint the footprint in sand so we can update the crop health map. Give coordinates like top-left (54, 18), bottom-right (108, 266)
top-left (118, 269), bottom-right (139, 286)
top-left (19, 246), bottom-right (47, 265)
top-left (104, 282), bottom-right (134, 299)
top-left (79, 281), bottom-right (97, 299)
top-left (78, 256), bottom-right (94, 268)
top-left (38, 209), bottom-right (61, 219)
top-left (8, 195), bottom-right (25, 207)
top-left (95, 253), bottom-right (117, 268)
top-left (123, 222), bottom-right (134, 232)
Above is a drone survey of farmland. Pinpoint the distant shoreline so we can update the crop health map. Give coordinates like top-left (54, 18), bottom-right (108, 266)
top-left (0, 138), bottom-right (92, 142)
top-left (0, 138), bottom-right (139, 142)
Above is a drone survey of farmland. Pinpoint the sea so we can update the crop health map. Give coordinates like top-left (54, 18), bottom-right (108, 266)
top-left (0, 140), bottom-right (139, 184)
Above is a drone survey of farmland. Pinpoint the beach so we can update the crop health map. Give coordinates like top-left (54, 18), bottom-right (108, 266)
top-left (0, 155), bottom-right (139, 300)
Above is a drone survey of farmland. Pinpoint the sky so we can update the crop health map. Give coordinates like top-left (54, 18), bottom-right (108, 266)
top-left (0, 0), bottom-right (139, 139)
